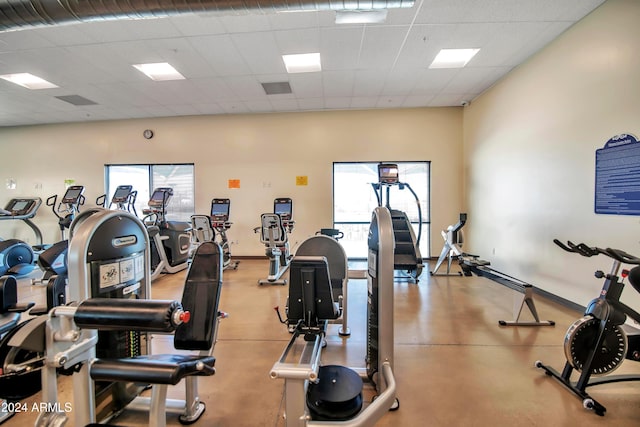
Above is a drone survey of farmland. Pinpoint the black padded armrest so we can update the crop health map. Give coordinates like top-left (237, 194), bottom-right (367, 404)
top-left (90, 354), bottom-right (215, 385)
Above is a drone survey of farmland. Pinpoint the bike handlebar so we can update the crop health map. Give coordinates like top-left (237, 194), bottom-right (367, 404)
top-left (553, 239), bottom-right (640, 265)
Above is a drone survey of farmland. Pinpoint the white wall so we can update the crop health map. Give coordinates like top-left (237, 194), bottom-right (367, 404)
top-left (463, 0), bottom-right (640, 308)
top-left (0, 107), bottom-right (462, 256)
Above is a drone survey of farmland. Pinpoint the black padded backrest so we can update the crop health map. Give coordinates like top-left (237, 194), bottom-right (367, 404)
top-left (175, 241), bottom-right (223, 351)
top-left (295, 235), bottom-right (347, 295)
top-left (288, 256), bottom-right (339, 327)
top-left (0, 276), bottom-right (17, 313)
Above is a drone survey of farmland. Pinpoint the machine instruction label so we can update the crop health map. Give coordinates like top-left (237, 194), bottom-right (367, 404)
top-left (595, 133), bottom-right (640, 215)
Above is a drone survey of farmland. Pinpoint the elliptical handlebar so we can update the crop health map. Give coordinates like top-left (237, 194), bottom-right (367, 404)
top-left (553, 239), bottom-right (640, 265)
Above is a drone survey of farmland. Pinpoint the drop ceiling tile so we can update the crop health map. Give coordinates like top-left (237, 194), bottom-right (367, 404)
top-left (297, 97), bottom-right (324, 110)
top-left (230, 32), bottom-right (285, 74)
top-left (322, 70), bottom-right (354, 97)
top-left (320, 27), bottom-right (363, 70)
top-left (187, 34), bottom-right (252, 76)
top-left (266, 98), bottom-right (299, 111)
top-left (274, 28), bottom-right (320, 54)
top-left (289, 73), bottom-right (323, 97)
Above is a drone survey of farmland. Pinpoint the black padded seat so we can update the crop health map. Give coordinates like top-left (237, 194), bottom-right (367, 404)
top-left (90, 354), bottom-right (215, 385)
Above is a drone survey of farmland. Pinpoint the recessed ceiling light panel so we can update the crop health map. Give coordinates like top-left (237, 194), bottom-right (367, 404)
top-left (133, 62), bottom-right (185, 81)
top-left (0, 73), bottom-right (58, 89)
top-left (282, 53), bottom-right (321, 74)
top-left (335, 10), bottom-right (388, 24)
top-left (429, 48), bottom-right (480, 69)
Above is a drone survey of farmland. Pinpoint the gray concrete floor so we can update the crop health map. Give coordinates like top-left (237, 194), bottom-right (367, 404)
top-left (4, 258), bottom-right (640, 426)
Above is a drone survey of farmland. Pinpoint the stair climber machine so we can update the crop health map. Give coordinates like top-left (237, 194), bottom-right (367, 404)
top-left (270, 206), bottom-right (398, 426)
top-left (255, 198), bottom-right (295, 285)
top-left (142, 187), bottom-right (191, 281)
top-left (372, 163), bottom-right (423, 282)
top-left (35, 207), bottom-right (225, 427)
top-left (0, 197), bottom-right (44, 277)
top-left (31, 185), bottom-right (85, 287)
top-left (430, 213), bottom-right (467, 276)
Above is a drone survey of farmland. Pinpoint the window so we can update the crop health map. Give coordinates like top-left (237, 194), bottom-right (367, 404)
top-left (105, 164), bottom-right (194, 221)
top-left (333, 162), bottom-right (430, 259)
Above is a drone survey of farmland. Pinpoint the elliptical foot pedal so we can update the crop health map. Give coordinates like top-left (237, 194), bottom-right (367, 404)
top-left (307, 365), bottom-right (363, 421)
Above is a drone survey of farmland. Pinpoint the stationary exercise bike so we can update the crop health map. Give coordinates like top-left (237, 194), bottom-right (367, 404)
top-left (254, 198), bottom-right (294, 285)
top-left (536, 239), bottom-right (640, 416)
top-left (143, 187), bottom-right (191, 280)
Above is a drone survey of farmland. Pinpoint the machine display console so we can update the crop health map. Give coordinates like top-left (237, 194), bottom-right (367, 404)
top-left (61, 185), bottom-right (85, 204)
top-left (112, 185), bottom-right (133, 204)
top-left (274, 198), bottom-right (293, 220)
top-left (148, 187), bottom-right (173, 209)
top-left (378, 163), bottom-right (399, 184)
top-left (1, 198), bottom-right (38, 217)
top-left (210, 198), bottom-right (230, 221)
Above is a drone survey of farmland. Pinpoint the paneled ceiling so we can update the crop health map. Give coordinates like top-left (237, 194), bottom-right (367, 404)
top-left (0, 0), bottom-right (606, 127)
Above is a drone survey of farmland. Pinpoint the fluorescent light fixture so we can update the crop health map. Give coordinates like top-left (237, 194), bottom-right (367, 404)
top-left (429, 48), bottom-right (480, 69)
top-left (336, 10), bottom-right (388, 24)
top-left (133, 62), bottom-right (185, 81)
top-left (282, 53), bottom-right (321, 74)
top-left (0, 73), bottom-right (58, 89)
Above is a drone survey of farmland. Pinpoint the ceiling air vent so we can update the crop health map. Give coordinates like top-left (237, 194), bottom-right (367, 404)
top-left (55, 95), bottom-right (98, 106)
top-left (261, 82), bottom-right (292, 95)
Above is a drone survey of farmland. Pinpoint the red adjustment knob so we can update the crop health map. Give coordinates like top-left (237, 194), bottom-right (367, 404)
top-left (180, 311), bottom-right (191, 324)
top-left (622, 269), bottom-right (630, 278)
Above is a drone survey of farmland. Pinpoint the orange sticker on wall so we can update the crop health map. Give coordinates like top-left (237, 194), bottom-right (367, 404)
top-left (228, 179), bottom-right (240, 189)
top-left (296, 176), bottom-right (308, 186)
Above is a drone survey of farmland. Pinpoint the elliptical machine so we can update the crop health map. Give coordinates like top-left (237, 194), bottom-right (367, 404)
top-left (96, 184), bottom-right (138, 216)
top-left (371, 163), bottom-right (423, 282)
top-left (143, 187), bottom-right (191, 280)
top-left (537, 240), bottom-right (640, 416)
top-left (255, 198), bottom-right (294, 286)
top-left (32, 185), bottom-right (85, 286)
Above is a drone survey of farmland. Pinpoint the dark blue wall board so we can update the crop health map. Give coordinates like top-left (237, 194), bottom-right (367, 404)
top-left (595, 133), bottom-right (640, 215)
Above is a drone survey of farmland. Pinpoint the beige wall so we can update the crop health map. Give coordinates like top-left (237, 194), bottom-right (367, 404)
top-left (463, 0), bottom-right (640, 308)
top-left (0, 107), bottom-right (462, 256)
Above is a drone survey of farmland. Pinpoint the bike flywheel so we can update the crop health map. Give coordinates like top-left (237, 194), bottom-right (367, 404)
top-left (564, 316), bottom-right (626, 376)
